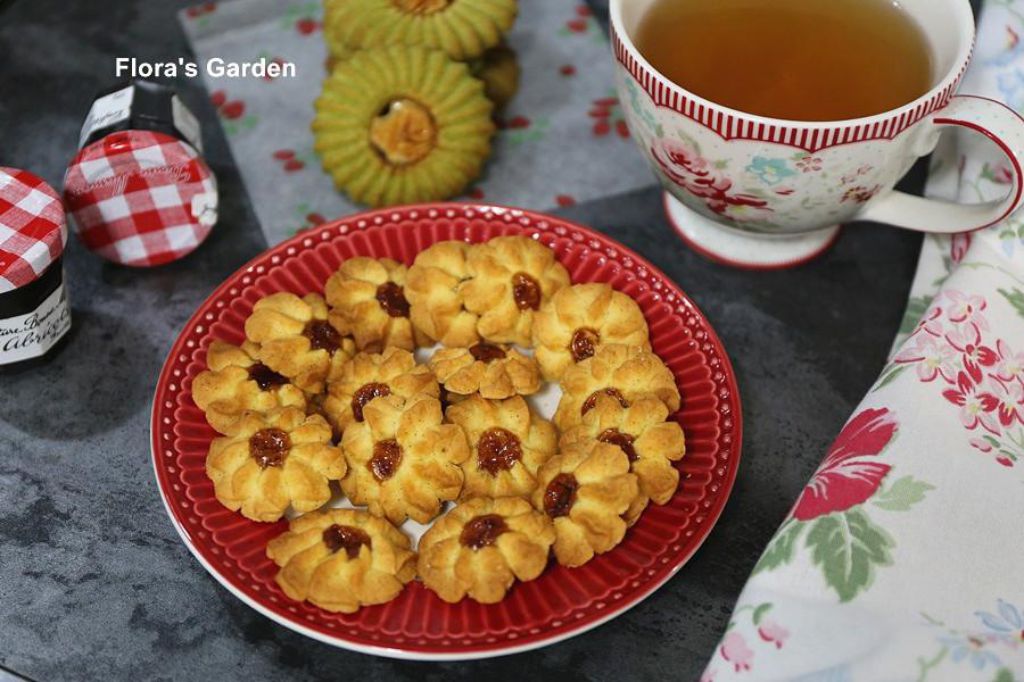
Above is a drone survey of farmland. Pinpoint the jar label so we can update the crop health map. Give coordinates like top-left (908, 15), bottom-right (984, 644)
top-left (78, 85), bottom-right (134, 148)
top-left (0, 281), bottom-right (71, 364)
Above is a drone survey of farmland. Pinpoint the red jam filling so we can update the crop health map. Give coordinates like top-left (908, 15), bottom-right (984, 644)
top-left (322, 524), bottom-right (371, 559)
top-left (304, 320), bottom-right (342, 353)
top-left (569, 327), bottom-right (600, 362)
top-left (248, 363), bottom-right (288, 391)
top-left (468, 343), bottom-right (507, 363)
top-left (459, 514), bottom-right (508, 549)
top-left (375, 282), bottom-right (411, 318)
top-left (351, 382), bottom-right (391, 422)
top-left (544, 473), bottom-right (579, 518)
top-left (512, 272), bottom-right (541, 311)
top-left (369, 439), bottom-right (402, 481)
top-left (249, 428), bottom-right (290, 468)
top-left (477, 427), bottom-right (522, 475)
top-left (598, 428), bottom-right (638, 462)
top-left (581, 387), bottom-right (630, 415)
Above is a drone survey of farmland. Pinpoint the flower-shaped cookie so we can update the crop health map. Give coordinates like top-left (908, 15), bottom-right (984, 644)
top-left (192, 340), bottom-right (307, 434)
top-left (462, 236), bottom-right (570, 346)
top-left (323, 346), bottom-right (439, 435)
top-left (324, 257), bottom-right (429, 352)
top-left (406, 240), bottom-right (480, 347)
top-left (554, 344), bottom-right (680, 431)
top-left (340, 394), bottom-right (470, 524)
top-left (532, 441), bottom-right (639, 567)
top-left (445, 394), bottom-right (557, 499)
top-left (205, 408), bottom-right (346, 522)
top-left (244, 292), bottom-right (355, 394)
top-left (429, 342), bottom-right (541, 399)
top-left (266, 508), bottom-right (416, 613)
top-left (533, 283), bottom-right (652, 381)
top-left (417, 496), bottom-right (554, 604)
top-left (560, 397), bottom-right (686, 524)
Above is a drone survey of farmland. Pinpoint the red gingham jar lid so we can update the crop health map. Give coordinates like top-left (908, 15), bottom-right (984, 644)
top-left (63, 130), bottom-right (218, 267)
top-left (0, 168), bottom-right (68, 294)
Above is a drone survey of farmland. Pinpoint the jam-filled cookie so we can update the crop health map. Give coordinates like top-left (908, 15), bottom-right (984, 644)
top-left (267, 508), bottom-right (416, 613)
top-left (554, 344), bottom-right (680, 432)
top-left (313, 47), bottom-right (494, 207)
top-left (340, 394), bottom-right (470, 524)
top-left (532, 441), bottom-right (639, 567)
top-left (429, 342), bottom-right (541, 400)
top-left (405, 240), bottom-right (480, 347)
top-left (417, 496), bottom-right (554, 604)
top-left (323, 0), bottom-right (517, 62)
top-left (533, 283), bottom-right (651, 381)
top-left (324, 257), bottom-right (428, 352)
top-left (462, 236), bottom-right (570, 346)
top-left (560, 397), bottom-right (686, 524)
top-left (445, 394), bottom-right (557, 499)
top-left (205, 408), bottom-right (346, 522)
top-left (244, 292), bottom-right (355, 394)
top-left (192, 340), bottom-right (307, 434)
top-left (322, 346), bottom-right (439, 435)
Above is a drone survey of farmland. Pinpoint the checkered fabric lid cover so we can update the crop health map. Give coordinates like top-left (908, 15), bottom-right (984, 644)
top-left (0, 168), bottom-right (68, 294)
top-left (63, 130), bottom-right (218, 267)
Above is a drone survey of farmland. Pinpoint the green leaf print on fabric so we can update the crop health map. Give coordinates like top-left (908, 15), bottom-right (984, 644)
top-left (752, 520), bottom-right (804, 575)
top-left (806, 509), bottom-right (894, 602)
top-left (998, 287), bottom-right (1024, 319)
top-left (873, 476), bottom-right (935, 512)
top-left (900, 295), bottom-right (935, 335)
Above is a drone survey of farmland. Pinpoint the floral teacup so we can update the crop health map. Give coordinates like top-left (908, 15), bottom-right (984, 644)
top-left (610, 0), bottom-right (1024, 268)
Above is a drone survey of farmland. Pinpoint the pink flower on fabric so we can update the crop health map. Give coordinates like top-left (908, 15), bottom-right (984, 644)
top-left (943, 372), bottom-right (1002, 434)
top-left (893, 333), bottom-right (958, 382)
top-left (970, 437), bottom-right (994, 453)
top-left (791, 408), bottom-right (897, 521)
top-left (995, 340), bottom-right (1024, 383)
top-left (720, 632), bottom-right (754, 672)
top-left (946, 326), bottom-right (997, 384)
top-left (951, 233), bottom-right (973, 264)
top-left (942, 290), bottom-right (988, 329)
top-left (979, 379), bottom-right (1024, 427)
top-left (757, 619), bottom-right (790, 649)
top-left (700, 670), bottom-right (717, 682)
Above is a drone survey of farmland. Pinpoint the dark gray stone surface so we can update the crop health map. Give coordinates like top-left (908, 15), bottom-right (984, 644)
top-left (0, 0), bottom-right (932, 679)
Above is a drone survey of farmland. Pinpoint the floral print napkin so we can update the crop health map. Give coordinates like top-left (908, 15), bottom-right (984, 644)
top-left (179, 0), bottom-right (654, 246)
top-left (705, 3), bottom-right (1024, 680)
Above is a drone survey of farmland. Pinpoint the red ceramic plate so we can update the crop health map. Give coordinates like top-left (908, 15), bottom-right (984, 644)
top-left (151, 203), bottom-right (742, 660)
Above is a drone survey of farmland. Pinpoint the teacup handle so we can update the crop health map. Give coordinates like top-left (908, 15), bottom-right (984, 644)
top-left (857, 94), bottom-right (1024, 234)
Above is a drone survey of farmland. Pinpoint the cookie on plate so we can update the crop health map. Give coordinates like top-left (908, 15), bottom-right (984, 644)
top-left (192, 340), bottom-right (307, 434)
top-left (417, 496), bottom-right (554, 604)
top-left (340, 394), bottom-right (470, 524)
top-left (445, 394), bottom-right (557, 499)
top-left (322, 346), bottom-right (439, 435)
top-left (533, 283), bottom-right (651, 381)
top-left (462, 236), bottom-right (570, 346)
top-left (429, 342), bottom-right (540, 400)
top-left (553, 344), bottom-right (680, 431)
top-left (325, 257), bottom-right (428, 352)
top-left (405, 240), bottom-right (480, 347)
top-left (471, 44), bottom-right (520, 111)
top-left (560, 397), bottom-right (686, 525)
top-left (267, 508), bottom-right (416, 613)
top-left (532, 440), bottom-right (639, 567)
top-left (244, 292), bottom-right (355, 394)
top-left (205, 408), bottom-right (346, 522)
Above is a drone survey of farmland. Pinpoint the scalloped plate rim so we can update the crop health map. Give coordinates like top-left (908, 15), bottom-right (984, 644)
top-left (150, 201), bottom-right (743, 661)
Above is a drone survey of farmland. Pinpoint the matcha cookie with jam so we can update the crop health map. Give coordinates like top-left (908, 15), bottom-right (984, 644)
top-left (313, 46), bottom-right (495, 207)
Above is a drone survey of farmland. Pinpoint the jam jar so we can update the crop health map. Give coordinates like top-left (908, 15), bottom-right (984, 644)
top-left (63, 79), bottom-right (218, 267)
top-left (0, 168), bottom-right (72, 368)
